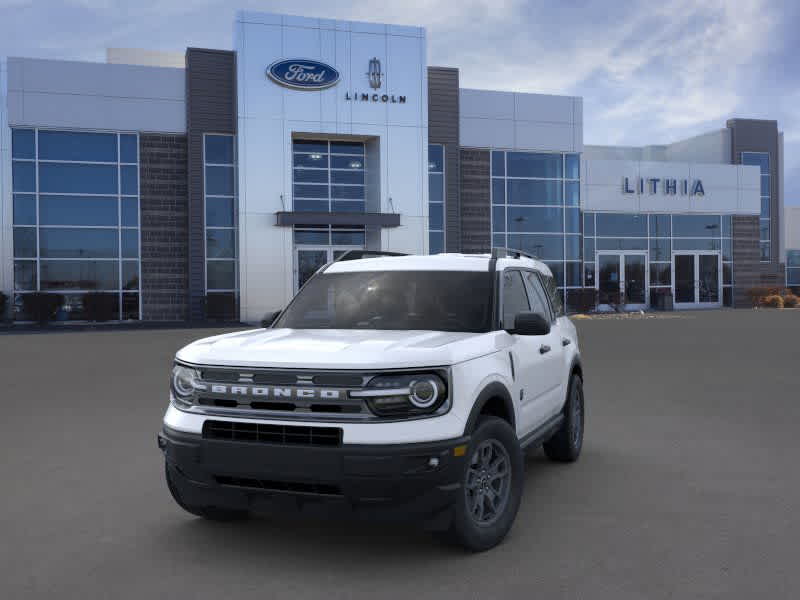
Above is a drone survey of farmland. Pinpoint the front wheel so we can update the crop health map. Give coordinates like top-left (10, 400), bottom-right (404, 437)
top-left (543, 374), bottom-right (584, 462)
top-left (446, 416), bottom-right (523, 552)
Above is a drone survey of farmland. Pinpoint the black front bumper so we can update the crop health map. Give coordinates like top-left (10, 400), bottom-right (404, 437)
top-left (160, 425), bottom-right (470, 523)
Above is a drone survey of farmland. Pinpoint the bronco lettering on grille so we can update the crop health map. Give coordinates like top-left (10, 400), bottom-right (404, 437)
top-left (200, 384), bottom-right (342, 400)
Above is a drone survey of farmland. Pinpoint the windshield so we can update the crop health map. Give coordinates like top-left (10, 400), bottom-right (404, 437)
top-left (274, 270), bottom-right (493, 332)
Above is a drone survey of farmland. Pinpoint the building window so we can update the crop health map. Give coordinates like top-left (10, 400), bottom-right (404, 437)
top-left (491, 150), bottom-right (581, 305)
top-left (428, 144), bottom-right (445, 254)
top-left (204, 134), bottom-right (238, 316)
top-left (787, 250), bottom-right (800, 290)
top-left (11, 128), bottom-right (141, 321)
top-left (292, 140), bottom-right (365, 213)
top-left (742, 152), bottom-right (770, 261)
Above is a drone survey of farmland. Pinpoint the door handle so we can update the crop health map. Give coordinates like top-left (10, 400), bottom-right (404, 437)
top-left (561, 338), bottom-right (571, 347)
top-left (539, 345), bottom-right (551, 354)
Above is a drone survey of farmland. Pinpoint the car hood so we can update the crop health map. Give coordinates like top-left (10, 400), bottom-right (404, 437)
top-left (176, 328), bottom-right (505, 369)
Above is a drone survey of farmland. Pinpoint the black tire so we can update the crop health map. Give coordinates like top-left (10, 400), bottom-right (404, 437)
top-left (447, 416), bottom-right (523, 552)
top-left (543, 374), bottom-right (584, 462)
top-left (164, 463), bottom-right (249, 522)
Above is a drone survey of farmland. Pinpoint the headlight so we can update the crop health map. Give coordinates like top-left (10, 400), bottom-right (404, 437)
top-left (171, 364), bottom-right (201, 407)
top-left (351, 372), bottom-right (449, 418)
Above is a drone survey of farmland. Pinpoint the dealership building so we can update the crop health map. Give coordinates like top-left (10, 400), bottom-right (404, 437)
top-left (0, 11), bottom-right (794, 323)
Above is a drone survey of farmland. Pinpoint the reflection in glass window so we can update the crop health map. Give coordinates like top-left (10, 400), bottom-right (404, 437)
top-left (742, 151), bottom-right (770, 260)
top-left (38, 131), bottom-right (117, 162)
top-left (428, 144), bottom-right (445, 254)
top-left (204, 134), bottom-right (238, 295)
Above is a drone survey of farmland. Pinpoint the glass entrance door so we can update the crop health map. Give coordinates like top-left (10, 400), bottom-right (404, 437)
top-left (596, 252), bottom-right (648, 310)
top-left (295, 247), bottom-right (363, 292)
top-left (672, 252), bottom-right (721, 308)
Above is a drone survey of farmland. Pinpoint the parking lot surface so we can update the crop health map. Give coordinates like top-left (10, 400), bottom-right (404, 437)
top-left (1, 309), bottom-right (799, 599)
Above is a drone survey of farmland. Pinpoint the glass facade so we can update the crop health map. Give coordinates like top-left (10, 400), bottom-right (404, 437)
top-left (428, 144), bottom-right (445, 254)
top-left (742, 152), bottom-right (770, 261)
top-left (292, 140), bottom-right (365, 213)
top-left (204, 134), bottom-right (238, 304)
top-left (11, 128), bottom-right (141, 320)
top-left (787, 250), bottom-right (800, 288)
top-left (491, 150), bottom-right (581, 304)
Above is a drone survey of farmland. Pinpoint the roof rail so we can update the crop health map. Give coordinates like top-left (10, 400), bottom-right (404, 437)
top-left (490, 247), bottom-right (538, 260)
top-left (333, 249), bottom-right (408, 262)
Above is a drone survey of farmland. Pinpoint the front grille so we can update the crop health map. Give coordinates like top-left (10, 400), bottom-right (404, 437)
top-left (215, 475), bottom-right (342, 496)
top-left (202, 420), bottom-right (342, 447)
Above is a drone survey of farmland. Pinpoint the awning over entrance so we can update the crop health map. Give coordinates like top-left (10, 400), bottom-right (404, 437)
top-left (275, 211), bottom-right (401, 227)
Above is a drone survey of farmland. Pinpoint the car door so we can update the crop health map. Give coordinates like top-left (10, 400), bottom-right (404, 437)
top-left (521, 270), bottom-right (566, 422)
top-left (499, 269), bottom-right (552, 436)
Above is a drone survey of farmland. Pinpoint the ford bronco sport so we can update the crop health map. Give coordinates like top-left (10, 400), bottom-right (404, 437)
top-left (159, 249), bottom-right (584, 551)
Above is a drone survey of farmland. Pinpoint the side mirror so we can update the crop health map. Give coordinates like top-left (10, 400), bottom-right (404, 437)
top-left (508, 312), bottom-right (550, 336)
top-left (260, 310), bottom-right (281, 328)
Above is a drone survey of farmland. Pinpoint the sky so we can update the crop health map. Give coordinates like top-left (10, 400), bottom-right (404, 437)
top-left (1, 0), bottom-right (798, 205)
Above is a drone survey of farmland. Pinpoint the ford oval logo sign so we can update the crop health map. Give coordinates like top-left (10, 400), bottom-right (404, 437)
top-left (267, 59), bottom-right (340, 90)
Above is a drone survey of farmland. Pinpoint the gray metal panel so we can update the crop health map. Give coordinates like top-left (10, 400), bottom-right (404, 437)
top-left (275, 212), bottom-right (401, 227)
top-left (186, 48), bottom-right (237, 321)
top-left (427, 67), bottom-right (461, 252)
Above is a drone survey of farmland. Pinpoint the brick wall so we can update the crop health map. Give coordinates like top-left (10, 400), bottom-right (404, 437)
top-left (460, 149), bottom-right (491, 253)
top-left (139, 134), bottom-right (189, 321)
top-left (732, 215), bottom-right (760, 307)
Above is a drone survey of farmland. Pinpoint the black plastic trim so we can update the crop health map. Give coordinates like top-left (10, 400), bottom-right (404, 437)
top-left (463, 381), bottom-right (515, 434)
top-left (518, 414), bottom-right (564, 450)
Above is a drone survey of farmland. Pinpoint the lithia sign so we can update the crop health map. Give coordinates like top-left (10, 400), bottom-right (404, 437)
top-left (267, 57), bottom-right (406, 103)
top-left (623, 177), bottom-right (705, 196)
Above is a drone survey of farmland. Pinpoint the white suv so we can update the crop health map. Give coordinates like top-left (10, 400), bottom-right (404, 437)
top-left (159, 250), bottom-right (584, 551)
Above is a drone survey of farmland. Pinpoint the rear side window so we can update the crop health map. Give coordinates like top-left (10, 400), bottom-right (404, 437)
top-left (523, 271), bottom-right (553, 322)
top-left (541, 273), bottom-right (565, 317)
top-left (501, 270), bottom-right (530, 329)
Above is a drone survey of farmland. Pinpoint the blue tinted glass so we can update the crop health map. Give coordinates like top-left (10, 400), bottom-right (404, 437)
top-left (39, 163), bottom-right (117, 194)
top-left (206, 166), bottom-right (235, 195)
top-left (649, 214), bottom-right (671, 237)
top-left (121, 165), bottom-right (138, 195)
top-left (565, 154), bottom-right (579, 179)
top-left (545, 262), bottom-right (564, 287)
top-left (428, 145), bottom-right (444, 172)
top-left (294, 230), bottom-right (329, 244)
top-left (507, 180), bottom-right (562, 205)
top-left (650, 264), bottom-right (671, 286)
top-left (506, 234), bottom-right (564, 260)
top-left (789, 268), bottom-right (800, 285)
top-left (294, 169), bottom-right (329, 184)
top-left (429, 232), bottom-right (444, 255)
top-left (122, 229), bottom-right (139, 258)
top-left (565, 181), bottom-right (579, 206)
top-left (331, 230), bottom-right (365, 245)
top-left (206, 197), bottom-right (234, 227)
top-left (723, 263), bottom-right (732, 285)
top-left (491, 151), bottom-right (505, 177)
top-left (205, 135), bottom-right (234, 164)
top-left (760, 242), bottom-right (770, 261)
top-left (595, 213), bottom-right (647, 237)
top-left (565, 208), bottom-right (580, 233)
top-left (331, 201), bottom-right (365, 213)
top-left (207, 229), bottom-right (236, 259)
top-left (293, 140), bottom-right (328, 154)
top-left (583, 213), bottom-right (594, 236)
top-left (13, 194), bottom-right (36, 225)
top-left (507, 206), bottom-right (563, 233)
top-left (294, 184), bottom-right (328, 199)
top-left (565, 262), bottom-right (581, 287)
top-left (12, 161), bottom-right (36, 192)
top-left (122, 293), bottom-right (139, 320)
top-left (207, 260), bottom-right (236, 290)
top-left (294, 153), bottom-right (329, 168)
top-left (761, 197), bottom-right (770, 218)
top-left (429, 203), bottom-right (444, 230)
top-left (761, 175), bottom-right (770, 196)
top-left (331, 155), bottom-right (363, 170)
top-left (492, 179), bottom-right (505, 205)
top-left (722, 238), bottom-right (732, 261)
top-left (40, 228), bottom-right (118, 258)
top-left (741, 152), bottom-right (769, 174)
top-left (14, 260), bottom-right (37, 291)
top-left (596, 238), bottom-right (647, 251)
top-left (122, 261), bottom-right (139, 290)
top-left (583, 238), bottom-right (594, 261)
top-left (294, 200), bottom-right (328, 212)
top-left (331, 185), bottom-right (364, 200)
top-left (673, 238), bottom-right (721, 251)
top-left (584, 262), bottom-right (595, 287)
top-left (330, 141), bottom-right (364, 155)
top-left (12, 129), bottom-right (35, 159)
top-left (14, 227), bottom-right (37, 258)
top-left (565, 235), bottom-right (580, 260)
top-left (649, 238), bottom-right (671, 261)
top-left (40, 260), bottom-right (119, 290)
top-left (121, 198), bottom-right (138, 226)
top-left (507, 152), bottom-right (562, 178)
top-left (120, 135), bottom-right (138, 163)
top-left (40, 195), bottom-right (118, 226)
top-left (429, 174), bottom-right (443, 203)
top-left (493, 233), bottom-right (506, 249)
top-left (787, 250), bottom-right (800, 268)
top-left (673, 214), bottom-right (721, 237)
top-left (721, 215), bottom-right (732, 237)
top-left (492, 207), bottom-right (505, 233)
top-left (759, 220), bottom-right (770, 240)
top-left (38, 131), bottom-right (117, 162)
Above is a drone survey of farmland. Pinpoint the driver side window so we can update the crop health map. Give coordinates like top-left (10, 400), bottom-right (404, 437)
top-left (501, 270), bottom-right (530, 329)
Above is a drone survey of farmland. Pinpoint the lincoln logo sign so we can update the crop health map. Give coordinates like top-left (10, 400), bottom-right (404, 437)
top-left (266, 59), bottom-right (340, 90)
top-left (623, 177), bottom-right (705, 196)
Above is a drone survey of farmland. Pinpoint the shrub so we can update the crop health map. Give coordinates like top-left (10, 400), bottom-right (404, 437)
top-left (0, 292), bottom-right (7, 321)
top-left (762, 295), bottom-right (784, 309)
top-left (83, 292), bottom-right (118, 322)
top-left (22, 293), bottom-right (65, 324)
top-left (782, 294), bottom-right (799, 308)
